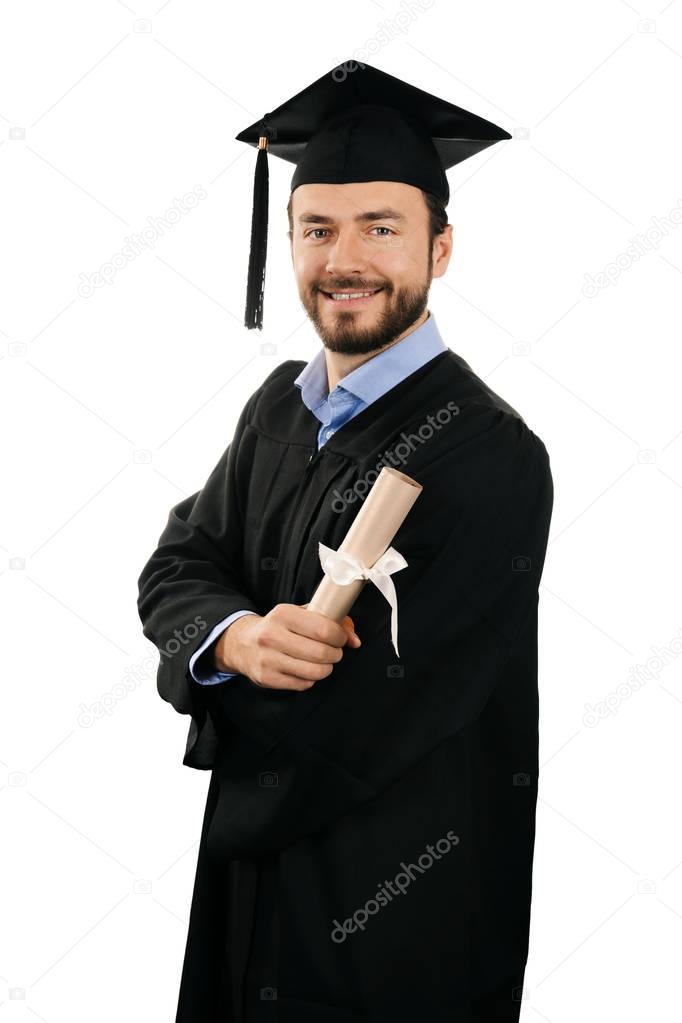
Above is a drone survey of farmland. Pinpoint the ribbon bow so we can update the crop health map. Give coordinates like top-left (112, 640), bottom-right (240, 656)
top-left (317, 543), bottom-right (408, 657)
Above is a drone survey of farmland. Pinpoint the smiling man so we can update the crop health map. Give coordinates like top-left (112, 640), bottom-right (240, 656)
top-left (137, 62), bottom-right (554, 1023)
top-left (292, 183), bottom-right (447, 367)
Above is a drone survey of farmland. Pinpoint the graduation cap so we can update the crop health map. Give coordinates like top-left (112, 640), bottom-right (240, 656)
top-left (235, 60), bottom-right (511, 330)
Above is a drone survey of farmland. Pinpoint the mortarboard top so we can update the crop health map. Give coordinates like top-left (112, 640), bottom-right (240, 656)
top-left (235, 60), bottom-right (511, 330)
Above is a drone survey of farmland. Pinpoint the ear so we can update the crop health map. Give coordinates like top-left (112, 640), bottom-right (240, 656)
top-left (431, 224), bottom-right (453, 280)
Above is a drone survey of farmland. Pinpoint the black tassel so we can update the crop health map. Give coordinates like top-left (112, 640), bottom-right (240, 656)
top-left (244, 135), bottom-right (269, 330)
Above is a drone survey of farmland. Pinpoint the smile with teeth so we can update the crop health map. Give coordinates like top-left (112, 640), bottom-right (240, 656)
top-left (322, 288), bottom-right (383, 302)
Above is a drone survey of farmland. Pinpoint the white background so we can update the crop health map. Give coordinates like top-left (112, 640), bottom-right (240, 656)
top-left (2, 1), bottom-right (681, 1020)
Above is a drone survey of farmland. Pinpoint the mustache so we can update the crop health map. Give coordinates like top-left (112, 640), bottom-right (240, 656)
top-left (316, 282), bottom-right (388, 292)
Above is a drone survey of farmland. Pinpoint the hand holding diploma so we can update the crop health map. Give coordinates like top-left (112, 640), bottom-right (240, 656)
top-left (214, 602), bottom-right (361, 691)
top-left (214, 467), bottom-right (421, 688)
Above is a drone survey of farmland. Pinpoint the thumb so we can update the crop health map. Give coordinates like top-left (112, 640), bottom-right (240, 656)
top-left (342, 615), bottom-right (361, 645)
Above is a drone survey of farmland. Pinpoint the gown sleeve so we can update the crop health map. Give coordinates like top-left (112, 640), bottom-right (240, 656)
top-left (136, 385), bottom-right (265, 734)
top-left (203, 407), bottom-right (554, 859)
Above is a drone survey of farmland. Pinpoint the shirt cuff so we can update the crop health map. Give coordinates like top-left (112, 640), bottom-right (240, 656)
top-left (189, 610), bottom-right (259, 685)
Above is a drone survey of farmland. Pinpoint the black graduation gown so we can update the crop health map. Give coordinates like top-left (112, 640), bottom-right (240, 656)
top-left (137, 345), bottom-right (554, 1022)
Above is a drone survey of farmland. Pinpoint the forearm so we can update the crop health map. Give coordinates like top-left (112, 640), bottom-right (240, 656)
top-left (137, 481), bottom-right (260, 715)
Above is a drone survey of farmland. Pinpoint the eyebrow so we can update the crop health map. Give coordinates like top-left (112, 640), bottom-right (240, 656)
top-left (297, 207), bottom-right (406, 225)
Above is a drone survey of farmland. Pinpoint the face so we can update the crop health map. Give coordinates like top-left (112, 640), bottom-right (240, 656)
top-left (290, 181), bottom-right (452, 356)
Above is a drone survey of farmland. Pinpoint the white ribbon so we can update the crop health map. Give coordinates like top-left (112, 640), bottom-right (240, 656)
top-left (317, 543), bottom-right (408, 658)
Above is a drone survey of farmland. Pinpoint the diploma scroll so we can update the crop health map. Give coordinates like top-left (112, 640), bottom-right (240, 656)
top-left (307, 466), bottom-right (423, 657)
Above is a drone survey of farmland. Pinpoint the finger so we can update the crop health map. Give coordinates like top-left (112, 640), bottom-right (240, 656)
top-left (341, 615), bottom-right (361, 645)
top-left (284, 605), bottom-right (349, 647)
top-left (265, 624), bottom-right (344, 665)
top-left (269, 651), bottom-right (337, 683)
top-left (252, 673), bottom-right (315, 692)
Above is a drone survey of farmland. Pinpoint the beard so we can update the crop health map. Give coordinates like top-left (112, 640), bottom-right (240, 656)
top-left (301, 262), bottom-right (432, 356)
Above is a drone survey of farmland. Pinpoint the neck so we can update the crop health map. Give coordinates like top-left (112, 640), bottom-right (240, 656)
top-left (324, 308), bottom-right (429, 393)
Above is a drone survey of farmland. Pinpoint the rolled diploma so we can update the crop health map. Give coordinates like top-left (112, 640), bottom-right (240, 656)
top-left (307, 465), bottom-right (423, 627)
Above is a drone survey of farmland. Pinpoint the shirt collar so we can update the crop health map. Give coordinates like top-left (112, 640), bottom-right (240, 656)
top-left (293, 310), bottom-right (448, 413)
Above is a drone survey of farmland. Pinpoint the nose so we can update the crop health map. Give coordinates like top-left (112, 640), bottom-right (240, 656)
top-left (325, 230), bottom-right (373, 280)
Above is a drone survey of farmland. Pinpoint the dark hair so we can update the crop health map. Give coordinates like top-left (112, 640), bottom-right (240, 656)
top-left (421, 190), bottom-right (449, 242)
top-left (286, 189), bottom-right (449, 243)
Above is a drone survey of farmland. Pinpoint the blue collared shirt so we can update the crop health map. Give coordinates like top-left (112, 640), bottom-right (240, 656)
top-left (292, 309), bottom-right (448, 451)
top-left (190, 310), bottom-right (448, 684)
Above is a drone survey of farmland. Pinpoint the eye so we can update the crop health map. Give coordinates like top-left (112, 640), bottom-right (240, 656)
top-left (303, 226), bottom-right (397, 240)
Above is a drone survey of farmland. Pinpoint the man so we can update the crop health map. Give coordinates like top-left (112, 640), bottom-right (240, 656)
top-left (137, 61), bottom-right (553, 1022)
